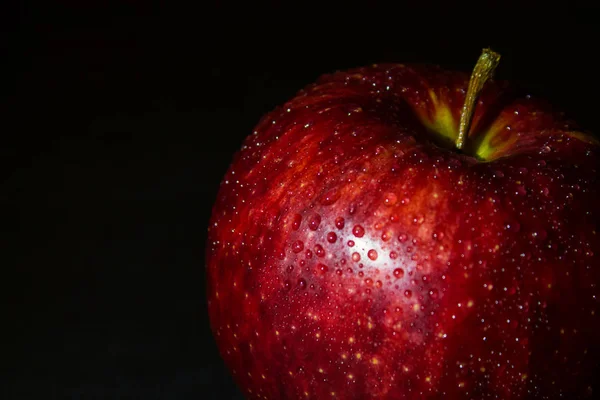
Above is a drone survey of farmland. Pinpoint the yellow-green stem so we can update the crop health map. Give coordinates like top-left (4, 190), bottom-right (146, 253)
top-left (456, 48), bottom-right (501, 150)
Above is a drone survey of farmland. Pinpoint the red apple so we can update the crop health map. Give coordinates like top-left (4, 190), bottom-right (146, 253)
top-left (206, 49), bottom-right (600, 399)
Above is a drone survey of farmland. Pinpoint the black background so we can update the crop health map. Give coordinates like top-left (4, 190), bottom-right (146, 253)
top-left (2, 2), bottom-right (599, 399)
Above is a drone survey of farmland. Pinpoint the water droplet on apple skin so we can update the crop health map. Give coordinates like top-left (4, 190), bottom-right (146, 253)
top-left (327, 232), bottom-right (337, 243)
top-left (316, 263), bottom-right (329, 274)
top-left (348, 204), bottom-right (357, 215)
top-left (292, 214), bottom-right (302, 230)
top-left (308, 214), bottom-right (322, 230)
top-left (352, 252), bottom-right (361, 262)
top-left (314, 244), bottom-right (325, 257)
top-left (368, 249), bottom-right (378, 260)
top-left (393, 268), bottom-right (405, 279)
top-left (352, 225), bottom-right (365, 238)
top-left (413, 215), bottom-right (425, 225)
top-left (292, 240), bottom-right (304, 253)
top-left (320, 188), bottom-right (340, 205)
top-left (384, 193), bottom-right (398, 206)
top-left (298, 278), bottom-right (307, 289)
top-left (335, 217), bottom-right (345, 229)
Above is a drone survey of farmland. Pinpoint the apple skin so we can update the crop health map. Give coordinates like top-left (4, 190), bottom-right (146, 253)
top-left (206, 63), bottom-right (600, 399)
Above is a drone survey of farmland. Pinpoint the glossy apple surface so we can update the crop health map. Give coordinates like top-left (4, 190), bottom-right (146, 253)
top-left (206, 62), bottom-right (600, 399)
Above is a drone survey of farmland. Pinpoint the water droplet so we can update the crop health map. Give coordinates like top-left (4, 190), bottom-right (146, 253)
top-left (298, 278), bottom-right (307, 289)
top-left (320, 189), bottom-right (340, 205)
top-left (505, 221), bottom-right (521, 233)
top-left (358, 271), bottom-right (364, 277)
top-left (432, 231), bottom-right (444, 241)
top-left (352, 225), bottom-right (365, 238)
top-left (287, 265), bottom-right (294, 272)
top-left (413, 215), bottom-right (425, 225)
top-left (292, 214), bottom-right (302, 230)
top-left (316, 263), bottom-right (329, 274)
top-left (352, 252), bottom-right (361, 262)
top-left (381, 231), bottom-right (392, 241)
top-left (393, 268), bottom-right (404, 279)
top-left (314, 244), bottom-right (325, 257)
top-left (308, 214), bottom-right (322, 230)
top-left (518, 167), bottom-right (528, 175)
top-left (327, 232), bottom-right (337, 243)
top-left (335, 217), bottom-right (345, 229)
top-left (368, 249), bottom-right (378, 260)
top-left (384, 193), bottom-right (398, 206)
top-left (404, 289), bottom-right (412, 298)
top-left (516, 185), bottom-right (527, 196)
top-left (389, 215), bottom-right (399, 223)
top-left (348, 204), bottom-right (357, 215)
top-left (292, 240), bottom-right (304, 253)
top-left (401, 197), bottom-right (410, 205)
top-left (305, 250), bottom-right (313, 258)
top-left (398, 234), bottom-right (408, 242)
top-left (537, 160), bottom-right (547, 167)
top-left (284, 280), bottom-right (292, 290)
top-left (347, 267), bottom-right (353, 274)
top-left (365, 278), bottom-right (373, 286)
top-left (541, 187), bottom-right (549, 196)
top-left (389, 251), bottom-right (398, 260)
top-left (376, 280), bottom-right (383, 288)
top-left (429, 288), bottom-right (439, 298)
top-left (336, 269), bottom-right (343, 276)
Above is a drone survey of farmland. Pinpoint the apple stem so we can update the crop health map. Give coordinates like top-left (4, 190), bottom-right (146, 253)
top-left (456, 48), bottom-right (501, 150)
